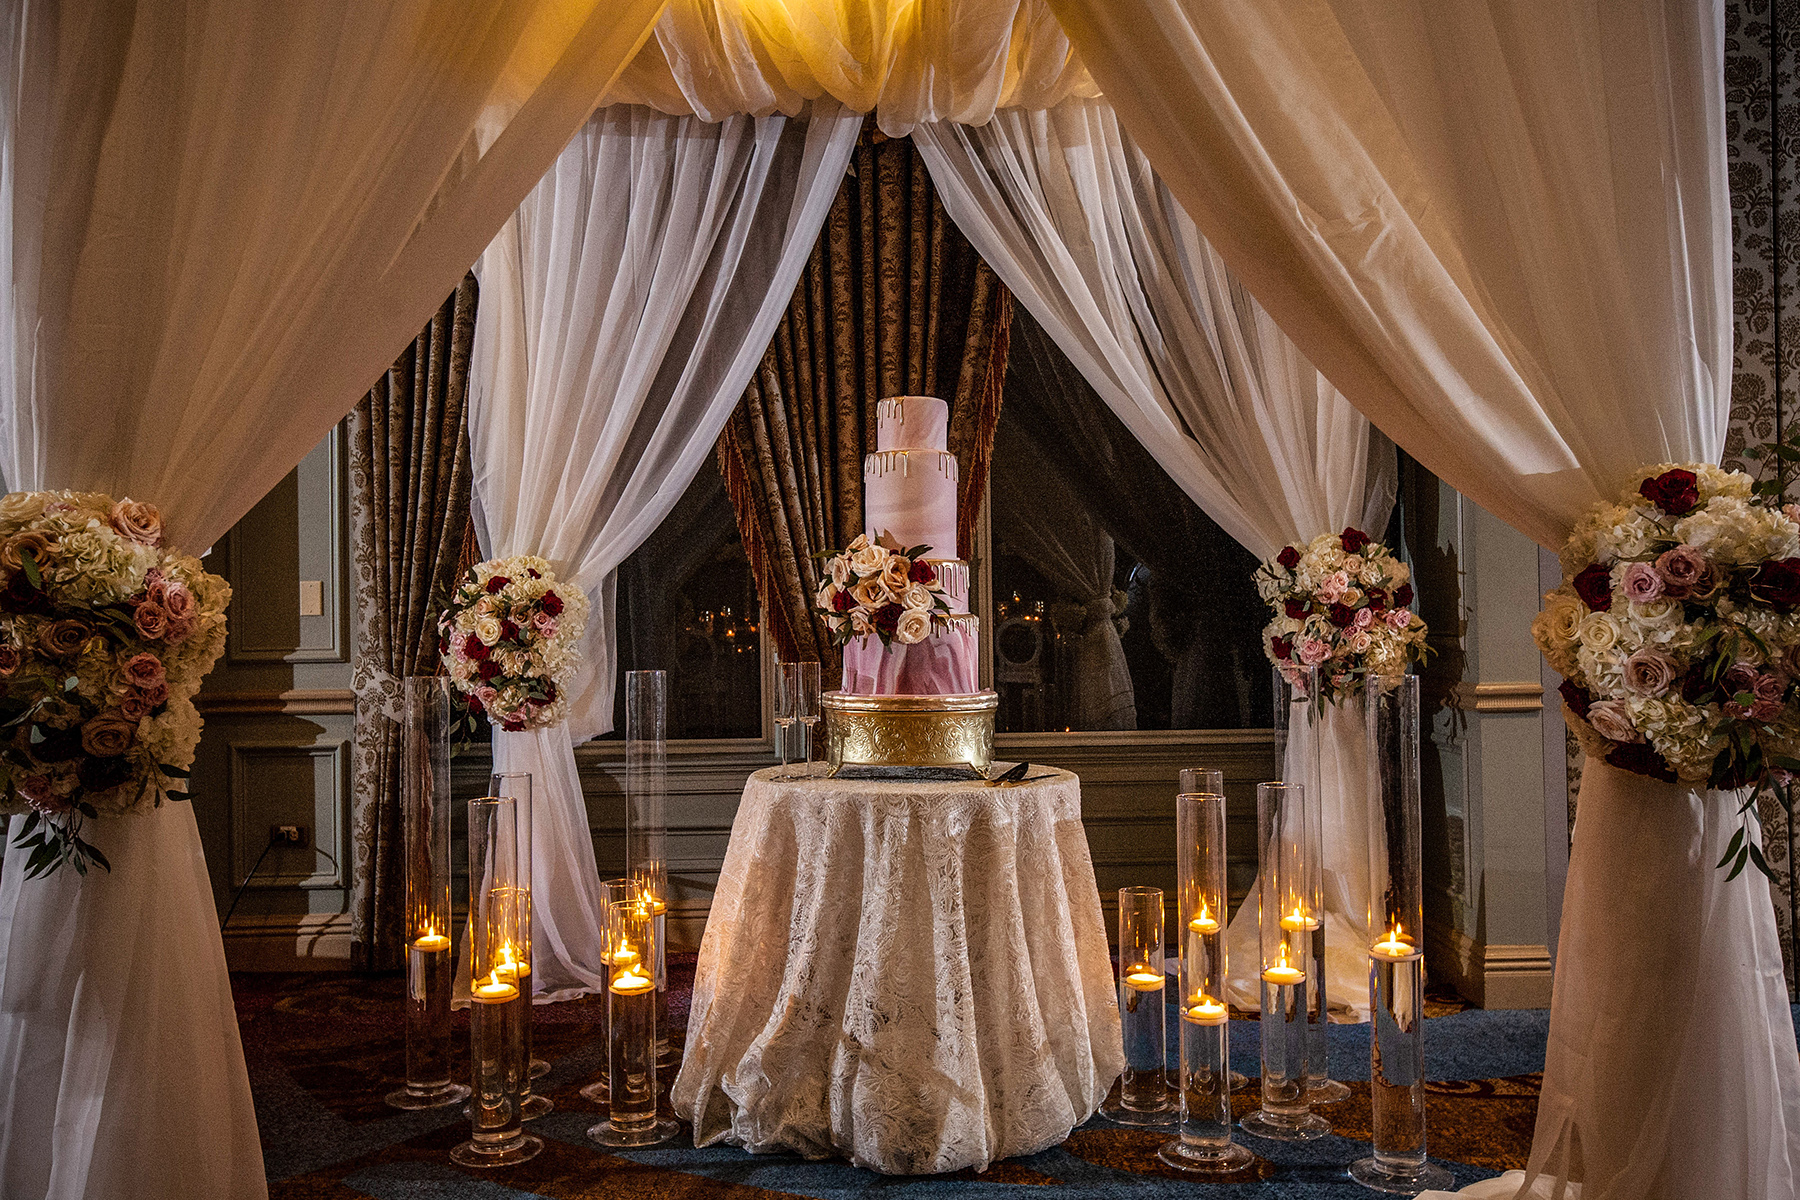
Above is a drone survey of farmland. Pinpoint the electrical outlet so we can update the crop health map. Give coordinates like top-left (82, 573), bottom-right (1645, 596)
top-left (270, 824), bottom-right (308, 847)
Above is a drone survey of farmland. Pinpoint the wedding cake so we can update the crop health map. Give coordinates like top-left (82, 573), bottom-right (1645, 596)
top-left (820, 396), bottom-right (997, 777)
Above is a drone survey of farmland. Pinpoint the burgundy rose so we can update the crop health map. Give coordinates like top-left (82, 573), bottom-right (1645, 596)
top-left (485, 575), bottom-right (510, 594)
top-left (1751, 558), bottom-right (1800, 610)
top-left (1393, 583), bottom-right (1414, 608)
top-left (1654, 544), bottom-right (1708, 598)
top-left (541, 591), bottom-right (564, 616)
top-left (1639, 469), bottom-right (1700, 516)
top-left (1365, 586), bottom-right (1388, 609)
top-left (467, 692), bottom-right (485, 713)
top-left (3, 571), bottom-right (50, 615)
top-left (133, 603), bottom-right (168, 641)
top-left (462, 634), bottom-right (490, 661)
top-left (121, 652), bottom-right (165, 690)
top-left (117, 691), bottom-right (151, 722)
top-left (1558, 679), bottom-right (1593, 720)
top-left (1680, 663), bottom-right (1719, 704)
top-left (543, 681), bottom-right (558, 703)
top-left (1276, 546), bottom-right (1301, 570)
top-left (501, 719), bottom-right (525, 733)
top-left (874, 602), bottom-right (903, 634)
top-left (909, 559), bottom-right (937, 585)
top-left (831, 590), bottom-right (853, 613)
top-left (1283, 598), bottom-right (1309, 620)
top-left (1327, 603), bottom-right (1357, 628)
top-left (1606, 739), bottom-right (1677, 782)
top-left (528, 568), bottom-right (542, 579)
top-left (477, 660), bottom-right (500, 681)
top-left (0, 644), bottom-right (18, 676)
top-left (498, 619), bottom-right (520, 642)
top-left (1340, 527), bottom-right (1373, 554)
top-left (1271, 635), bottom-right (1294, 661)
top-left (80, 712), bottom-right (137, 758)
top-left (1572, 563), bottom-right (1613, 611)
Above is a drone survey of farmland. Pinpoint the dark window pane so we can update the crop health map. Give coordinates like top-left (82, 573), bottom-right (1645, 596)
top-left (608, 454), bottom-right (763, 740)
top-left (991, 312), bottom-right (1270, 732)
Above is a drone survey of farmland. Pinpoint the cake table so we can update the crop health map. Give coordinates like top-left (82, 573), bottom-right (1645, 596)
top-left (672, 765), bottom-right (1124, 1174)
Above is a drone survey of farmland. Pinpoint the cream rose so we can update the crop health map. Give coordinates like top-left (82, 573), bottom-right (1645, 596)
top-left (108, 498), bottom-right (164, 546)
top-left (1577, 611), bottom-right (1622, 654)
top-left (894, 607), bottom-right (933, 645)
top-left (849, 576), bottom-right (890, 610)
top-left (880, 555), bottom-right (912, 594)
top-left (848, 541), bottom-right (888, 578)
top-left (827, 555), bottom-right (851, 587)
top-left (473, 615), bottom-right (504, 646)
top-left (1, 531), bottom-right (50, 572)
top-left (901, 582), bottom-right (934, 611)
top-left (0, 492), bottom-right (46, 527)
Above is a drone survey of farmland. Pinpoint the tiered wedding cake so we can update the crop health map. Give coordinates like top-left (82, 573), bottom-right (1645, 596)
top-left (821, 396), bottom-right (997, 776)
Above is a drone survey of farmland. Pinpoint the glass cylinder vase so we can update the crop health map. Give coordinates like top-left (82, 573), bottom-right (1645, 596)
top-left (580, 876), bottom-right (639, 1105)
top-left (1350, 676), bottom-right (1452, 1194)
top-left (1103, 886), bottom-right (1175, 1124)
top-left (626, 669), bottom-right (675, 1068)
top-left (1159, 789), bottom-right (1255, 1173)
top-left (1242, 781), bottom-right (1330, 1141)
top-left (490, 770), bottom-right (552, 1112)
top-left (451, 795), bottom-right (541, 1168)
top-left (1177, 767), bottom-right (1248, 1092)
top-left (587, 899), bottom-right (679, 1147)
top-left (385, 676), bottom-right (470, 1111)
top-left (1275, 664), bottom-right (1345, 1105)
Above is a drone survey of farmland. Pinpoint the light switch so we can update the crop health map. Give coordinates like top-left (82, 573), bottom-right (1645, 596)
top-left (298, 580), bottom-right (324, 617)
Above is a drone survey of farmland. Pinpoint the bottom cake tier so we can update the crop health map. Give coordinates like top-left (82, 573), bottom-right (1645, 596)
top-left (822, 690), bottom-right (998, 779)
top-left (839, 615), bottom-right (979, 695)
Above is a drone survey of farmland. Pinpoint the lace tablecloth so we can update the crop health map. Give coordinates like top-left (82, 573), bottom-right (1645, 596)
top-left (672, 765), bottom-right (1124, 1174)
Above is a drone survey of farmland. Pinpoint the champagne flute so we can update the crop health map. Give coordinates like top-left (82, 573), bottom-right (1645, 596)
top-left (774, 661), bottom-right (799, 777)
top-left (796, 662), bottom-right (822, 777)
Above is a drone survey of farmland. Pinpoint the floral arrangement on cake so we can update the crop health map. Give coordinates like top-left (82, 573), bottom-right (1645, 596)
top-left (814, 535), bottom-right (954, 646)
top-left (439, 554), bottom-right (588, 733)
top-left (1535, 464), bottom-right (1800, 876)
top-left (0, 491), bottom-right (230, 877)
top-left (1257, 527), bottom-right (1428, 699)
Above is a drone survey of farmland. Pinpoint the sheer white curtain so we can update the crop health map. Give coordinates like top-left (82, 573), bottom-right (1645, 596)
top-left (468, 103), bottom-right (862, 998)
top-left (990, 423), bottom-right (1134, 731)
top-left (914, 98), bottom-right (1393, 1016)
top-left (1047, 2), bottom-right (1800, 1196)
top-left (606, 0), bottom-right (1098, 135)
top-left (0, 3), bottom-right (663, 1197)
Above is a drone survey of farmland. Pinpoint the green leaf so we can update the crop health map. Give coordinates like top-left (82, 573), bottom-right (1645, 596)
top-left (1717, 825), bottom-right (1746, 870)
top-left (1723, 847), bottom-right (1749, 882)
top-left (1749, 840), bottom-right (1776, 885)
top-left (18, 547), bottom-right (40, 589)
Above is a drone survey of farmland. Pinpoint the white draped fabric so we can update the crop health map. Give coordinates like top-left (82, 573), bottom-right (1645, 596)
top-left (913, 98), bottom-right (1393, 1016)
top-left (469, 104), bottom-right (862, 997)
top-left (606, 0), bottom-right (1098, 135)
top-left (1048, 2), bottom-right (1797, 1195)
top-left (0, 3), bottom-right (664, 1196)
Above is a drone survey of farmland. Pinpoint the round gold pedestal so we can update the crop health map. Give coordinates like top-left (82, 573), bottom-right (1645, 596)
top-left (822, 691), bottom-right (998, 778)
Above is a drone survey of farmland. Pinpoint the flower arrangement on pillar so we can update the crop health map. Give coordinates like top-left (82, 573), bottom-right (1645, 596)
top-left (1535, 463), bottom-right (1800, 877)
top-left (438, 553), bottom-right (588, 735)
top-left (0, 491), bottom-right (230, 876)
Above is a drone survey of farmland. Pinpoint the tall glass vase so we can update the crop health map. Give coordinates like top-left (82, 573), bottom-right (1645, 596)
top-left (587, 899), bottom-right (679, 1147)
top-left (1178, 767), bottom-right (1248, 1093)
top-left (1274, 665), bottom-right (1346, 1105)
top-left (626, 669), bottom-right (675, 1068)
top-left (1159, 787), bottom-right (1255, 1173)
top-left (1242, 781), bottom-right (1330, 1141)
top-left (580, 876), bottom-right (639, 1105)
top-left (1350, 676), bottom-right (1452, 1194)
top-left (1104, 886), bottom-right (1175, 1125)
top-left (451, 795), bottom-right (541, 1168)
top-left (490, 770), bottom-right (551, 1116)
top-left (386, 677), bottom-right (470, 1111)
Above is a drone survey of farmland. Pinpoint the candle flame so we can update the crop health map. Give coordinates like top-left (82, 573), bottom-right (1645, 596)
top-left (1197, 899), bottom-right (1212, 924)
top-left (1288, 902), bottom-right (1306, 925)
top-left (500, 942), bottom-right (517, 969)
top-left (1278, 943), bottom-right (1292, 970)
top-left (1388, 922), bottom-right (1406, 944)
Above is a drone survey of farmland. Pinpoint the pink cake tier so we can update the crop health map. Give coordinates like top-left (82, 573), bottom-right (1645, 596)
top-left (840, 614), bottom-right (979, 696)
top-left (865, 396), bottom-right (960, 560)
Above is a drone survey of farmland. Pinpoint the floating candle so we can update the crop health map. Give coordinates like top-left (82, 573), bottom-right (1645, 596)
top-left (1262, 943), bottom-right (1305, 985)
top-left (413, 926), bottom-right (450, 953)
top-left (1184, 995), bottom-right (1229, 1025)
top-left (495, 942), bottom-right (523, 984)
top-left (1122, 964), bottom-right (1167, 992)
top-left (610, 965), bottom-right (655, 996)
top-left (472, 970), bottom-right (519, 1004)
top-left (1372, 922), bottom-right (1417, 959)
top-left (1279, 902), bottom-right (1319, 932)
top-left (1188, 899), bottom-right (1220, 936)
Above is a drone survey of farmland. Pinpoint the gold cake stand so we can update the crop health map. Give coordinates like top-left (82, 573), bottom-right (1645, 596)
top-left (821, 690), bottom-right (998, 779)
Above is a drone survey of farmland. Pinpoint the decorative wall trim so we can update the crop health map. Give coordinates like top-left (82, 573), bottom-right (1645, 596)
top-left (197, 688), bottom-right (356, 716)
top-left (221, 912), bottom-right (354, 971)
top-left (227, 740), bottom-right (349, 888)
top-left (1427, 917), bottom-right (1553, 1009)
top-left (1450, 680), bottom-right (1544, 713)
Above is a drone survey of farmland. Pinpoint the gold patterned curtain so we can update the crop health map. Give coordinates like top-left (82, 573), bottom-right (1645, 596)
top-left (348, 274), bottom-right (477, 969)
top-left (718, 130), bottom-right (1013, 666)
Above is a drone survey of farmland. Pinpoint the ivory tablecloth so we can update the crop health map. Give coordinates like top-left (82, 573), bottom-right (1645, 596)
top-left (672, 765), bottom-right (1123, 1174)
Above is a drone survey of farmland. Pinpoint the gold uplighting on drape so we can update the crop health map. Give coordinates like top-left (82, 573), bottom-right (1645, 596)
top-left (718, 130), bottom-right (1012, 667)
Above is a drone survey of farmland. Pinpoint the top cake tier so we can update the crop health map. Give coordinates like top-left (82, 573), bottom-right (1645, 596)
top-left (876, 396), bottom-right (948, 452)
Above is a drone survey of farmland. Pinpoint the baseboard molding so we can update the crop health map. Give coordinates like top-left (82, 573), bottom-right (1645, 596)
top-left (222, 912), bottom-right (355, 970)
top-left (1427, 918), bottom-right (1552, 1009)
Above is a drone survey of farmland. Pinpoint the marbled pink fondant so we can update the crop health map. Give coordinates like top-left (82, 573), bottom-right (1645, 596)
top-left (841, 619), bottom-right (979, 696)
top-left (876, 395), bottom-right (948, 452)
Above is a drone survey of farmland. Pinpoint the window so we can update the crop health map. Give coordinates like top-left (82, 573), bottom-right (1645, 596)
top-left (986, 312), bottom-right (1271, 733)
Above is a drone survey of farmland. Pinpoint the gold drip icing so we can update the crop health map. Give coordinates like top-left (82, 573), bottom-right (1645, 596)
top-left (865, 449), bottom-right (958, 481)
